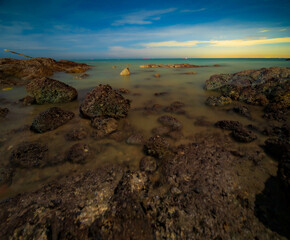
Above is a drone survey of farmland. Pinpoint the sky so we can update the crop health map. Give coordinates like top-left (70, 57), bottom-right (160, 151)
top-left (0, 0), bottom-right (290, 59)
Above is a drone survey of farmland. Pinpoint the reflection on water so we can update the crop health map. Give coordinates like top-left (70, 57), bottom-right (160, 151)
top-left (0, 58), bottom-right (289, 199)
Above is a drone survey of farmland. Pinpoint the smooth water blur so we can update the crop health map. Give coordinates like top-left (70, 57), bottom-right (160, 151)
top-left (0, 58), bottom-right (289, 199)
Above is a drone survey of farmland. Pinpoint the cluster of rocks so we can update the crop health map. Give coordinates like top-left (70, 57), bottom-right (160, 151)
top-left (205, 67), bottom-right (290, 122)
top-left (140, 63), bottom-right (221, 68)
top-left (0, 58), bottom-right (90, 88)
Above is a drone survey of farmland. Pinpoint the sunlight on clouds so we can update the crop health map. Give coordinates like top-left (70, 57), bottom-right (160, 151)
top-left (143, 37), bottom-right (290, 48)
top-left (259, 30), bottom-right (269, 33)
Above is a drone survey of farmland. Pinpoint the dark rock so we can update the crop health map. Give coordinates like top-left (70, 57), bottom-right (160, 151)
top-left (65, 128), bottom-right (87, 141)
top-left (194, 117), bottom-right (213, 127)
top-left (144, 102), bottom-right (163, 114)
top-left (116, 88), bottom-right (130, 94)
top-left (67, 143), bottom-right (90, 164)
top-left (232, 105), bottom-right (252, 119)
top-left (278, 154), bottom-right (290, 189)
top-left (0, 107), bottom-right (9, 118)
top-left (20, 95), bottom-right (35, 106)
top-left (144, 136), bottom-right (172, 159)
top-left (80, 84), bottom-right (130, 119)
top-left (31, 107), bottom-right (74, 133)
top-left (152, 126), bottom-right (171, 135)
top-left (26, 77), bottom-right (78, 104)
top-left (164, 101), bottom-right (186, 114)
top-left (264, 138), bottom-right (290, 160)
top-left (10, 142), bottom-right (48, 168)
top-left (231, 128), bottom-right (257, 143)
top-left (90, 117), bottom-right (118, 139)
top-left (0, 166), bottom-right (14, 186)
top-left (154, 92), bottom-right (168, 96)
top-left (158, 115), bottom-right (182, 131)
top-left (126, 133), bottom-right (145, 145)
top-left (215, 120), bottom-right (243, 131)
top-left (108, 130), bottom-right (128, 142)
top-left (206, 96), bottom-right (232, 106)
top-left (139, 156), bottom-right (157, 173)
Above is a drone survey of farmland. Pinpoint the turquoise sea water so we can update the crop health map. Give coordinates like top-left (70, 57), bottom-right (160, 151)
top-left (0, 58), bottom-right (289, 199)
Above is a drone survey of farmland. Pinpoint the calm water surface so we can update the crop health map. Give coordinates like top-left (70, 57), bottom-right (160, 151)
top-left (0, 58), bottom-right (289, 199)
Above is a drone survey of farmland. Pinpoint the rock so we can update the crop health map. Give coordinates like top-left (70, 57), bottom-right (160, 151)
top-left (65, 128), bottom-right (87, 141)
top-left (112, 65), bottom-right (117, 69)
top-left (231, 128), bottom-right (257, 143)
top-left (74, 73), bottom-right (89, 79)
top-left (164, 101), bottom-right (186, 114)
top-left (206, 96), bottom-right (232, 106)
top-left (10, 142), bottom-right (48, 168)
top-left (65, 67), bottom-right (87, 73)
top-left (144, 136), bottom-right (172, 159)
top-left (120, 68), bottom-right (130, 76)
top-left (31, 107), bottom-right (74, 133)
top-left (20, 95), bottom-right (35, 106)
top-left (126, 133), bottom-right (145, 145)
top-left (143, 102), bottom-right (163, 114)
top-left (67, 143), bottom-right (90, 164)
top-left (154, 92), bottom-right (169, 96)
top-left (0, 107), bottom-right (9, 118)
top-left (215, 120), bottom-right (243, 131)
top-left (0, 166), bottom-right (14, 186)
top-left (116, 88), bottom-right (130, 94)
top-left (278, 154), bottom-right (290, 190)
top-left (139, 156), bottom-right (157, 173)
top-left (158, 115), bottom-right (182, 131)
top-left (80, 84), bottom-right (130, 119)
top-left (26, 77), bottom-right (78, 104)
top-left (90, 117), bottom-right (118, 139)
top-left (264, 138), bottom-right (290, 159)
top-left (152, 126), bottom-right (171, 136)
top-left (167, 130), bottom-right (183, 140)
top-left (194, 117), bottom-right (213, 127)
top-left (0, 58), bottom-right (90, 88)
top-left (154, 73), bottom-right (161, 78)
top-left (232, 105), bottom-right (252, 119)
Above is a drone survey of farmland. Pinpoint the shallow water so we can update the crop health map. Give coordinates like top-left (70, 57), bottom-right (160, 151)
top-left (0, 58), bottom-right (289, 199)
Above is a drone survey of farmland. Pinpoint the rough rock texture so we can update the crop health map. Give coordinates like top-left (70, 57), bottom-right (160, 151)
top-left (0, 107), bottom-right (9, 118)
top-left (31, 107), bottom-right (74, 133)
top-left (67, 143), bottom-right (90, 164)
top-left (232, 105), bottom-right (252, 119)
top-left (206, 96), bottom-right (232, 106)
top-left (120, 68), bottom-right (130, 76)
top-left (26, 77), bottom-right (78, 104)
top-left (205, 67), bottom-right (290, 121)
top-left (80, 84), bottom-right (130, 119)
top-left (20, 95), bottom-right (35, 106)
top-left (158, 115), bottom-right (182, 131)
top-left (10, 142), bottom-right (48, 168)
top-left (231, 128), bottom-right (257, 143)
top-left (139, 156), bottom-right (157, 173)
top-left (90, 117), bottom-right (118, 139)
top-left (0, 58), bottom-right (90, 87)
top-left (215, 120), bottom-right (243, 130)
top-left (144, 136), bottom-right (173, 159)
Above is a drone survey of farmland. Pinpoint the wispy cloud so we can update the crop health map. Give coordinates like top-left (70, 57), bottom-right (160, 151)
top-left (112, 8), bottom-right (176, 26)
top-left (180, 8), bottom-right (206, 13)
top-left (142, 37), bottom-right (290, 47)
top-left (259, 29), bottom-right (269, 33)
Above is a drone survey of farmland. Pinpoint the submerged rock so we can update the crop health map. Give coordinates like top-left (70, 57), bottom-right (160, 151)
top-left (164, 101), bottom-right (186, 114)
top-left (126, 133), bottom-right (145, 145)
top-left (231, 128), bottom-right (257, 143)
top-left (158, 115), bottom-right (182, 131)
top-left (20, 95), bottom-right (35, 106)
top-left (206, 96), bottom-right (232, 106)
top-left (0, 166), bottom-right (14, 186)
top-left (215, 120), bottom-right (243, 131)
top-left (74, 73), bottom-right (89, 79)
top-left (31, 107), bottom-right (74, 133)
top-left (139, 156), bottom-right (157, 173)
top-left (65, 128), bottom-right (88, 141)
top-left (90, 117), bottom-right (118, 139)
top-left (120, 67), bottom-right (130, 76)
top-left (80, 84), bottom-right (130, 119)
top-left (232, 105), bottom-right (252, 119)
top-left (144, 135), bottom-right (172, 159)
top-left (26, 77), bottom-right (78, 104)
top-left (10, 142), bottom-right (48, 168)
top-left (67, 143), bottom-right (90, 164)
top-left (0, 107), bottom-right (9, 118)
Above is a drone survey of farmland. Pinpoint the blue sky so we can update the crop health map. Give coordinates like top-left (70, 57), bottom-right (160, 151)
top-left (0, 0), bottom-right (289, 58)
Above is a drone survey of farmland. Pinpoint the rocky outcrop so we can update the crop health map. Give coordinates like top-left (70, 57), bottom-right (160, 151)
top-left (80, 84), bottom-right (130, 119)
top-left (0, 58), bottom-right (90, 87)
top-left (31, 107), bottom-right (74, 133)
top-left (205, 96), bottom-right (232, 106)
top-left (205, 67), bottom-right (290, 121)
top-left (26, 77), bottom-right (78, 104)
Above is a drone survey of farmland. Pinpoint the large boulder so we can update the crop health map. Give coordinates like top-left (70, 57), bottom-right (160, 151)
top-left (31, 107), bottom-right (74, 133)
top-left (80, 84), bottom-right (130, 119)
top-left (26, 77), bottom-right (78, 104)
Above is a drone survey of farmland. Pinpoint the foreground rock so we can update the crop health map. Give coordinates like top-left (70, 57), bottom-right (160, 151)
top-left (0, 58), bottom-right (90, 87)
top-left (26, 77), bottom-right (78, 104)
top-left (80, 84), bottom-right (130, 119)
top-left (205, 96), bottom-right (232, 106)
top-left (67, 143), bottom-right (90, 164)
top-left (10, 142), bottom-right (48, 168)
top-left (31, 107), bottom-right (74, 133)
top-left (205, 67), bottom-right (290, 121)
top-left (0, 107), bottom-right (9, 118)
top-left (0, 166), bottom-right (14, 186)
top-left (90, 117), bottom-right (118, 139)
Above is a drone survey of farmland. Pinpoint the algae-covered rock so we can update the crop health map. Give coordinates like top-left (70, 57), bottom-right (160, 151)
top-left (205, 96), bottom-right (232, 106)
top-left (26, 77), bottom-right (78, 104)
top-left (144, 135), bottom-right (172, 159)
top-left (31, 107), bottom-right (74, 133)
top-left (80, 84), bottom-right (130, 119)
